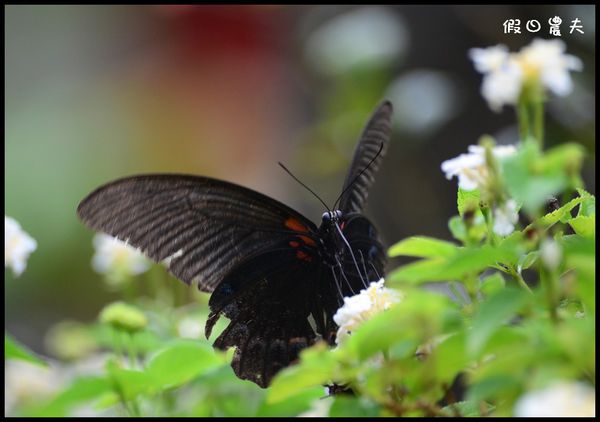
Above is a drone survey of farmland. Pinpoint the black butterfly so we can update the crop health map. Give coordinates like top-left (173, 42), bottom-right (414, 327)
top-left (77, 100), bottom-right (393, 387)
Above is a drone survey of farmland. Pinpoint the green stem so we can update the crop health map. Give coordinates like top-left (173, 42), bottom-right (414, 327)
top-left (127, 332), bottom-right (137, 369)
top-left (113, 329), bottom-right (124, 361)
top-left (464, 274), bottom-right (478, 302)
top-left (482, 206), bottom-right (496, 246)
top-left (132, 399), bottom-right (142, 417)
top-left (509, 266), bottom-right (533, 294)
top-left (533, 97), bottom-right (544, 148)
top-left (517, 96), bottom-right (530, 142)
top-left (540, 265), bottom-right (559, 323)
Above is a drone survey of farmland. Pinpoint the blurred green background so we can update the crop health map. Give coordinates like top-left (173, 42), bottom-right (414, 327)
top-left (5, 5), bottom-right (595, 356)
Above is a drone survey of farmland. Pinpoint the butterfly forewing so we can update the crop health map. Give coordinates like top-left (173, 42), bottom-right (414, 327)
top-left (77, 174), bottom-right (318, 292)
top-left (339, 101), bottom-right (393, 214)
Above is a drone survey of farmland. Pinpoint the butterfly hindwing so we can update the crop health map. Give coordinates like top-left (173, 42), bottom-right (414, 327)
top-left (77, 174), bottom-right (318, 292)
top-left (339, 101), bottom-right (393, 214)
top-left (206, 239), bottom-right (319, 387)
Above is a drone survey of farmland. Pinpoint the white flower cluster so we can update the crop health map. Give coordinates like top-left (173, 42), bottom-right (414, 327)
top-left (333, 279), bottom-right (402, 345)
top-left (441, 145), bottom-right (520, 236)
top-left (514, 381), bottom-right (595, 417)
top-left (493, 199), bottom-right (519, 237)
top-left (92, 233), bottom-right (150, 277)
top-left (441, 144), bottom-right (516, 191)
top-left (470, 39), bottom-right (583, 111)
top-left (5, 216), bottom-right (37, 277)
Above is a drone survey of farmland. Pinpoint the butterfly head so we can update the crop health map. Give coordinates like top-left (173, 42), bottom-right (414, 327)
top-left (322, 210), bottom-right (343, 225)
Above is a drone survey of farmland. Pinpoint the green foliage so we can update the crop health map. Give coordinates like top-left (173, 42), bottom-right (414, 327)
top-left (261, 73), bottom-right (595, 416)
top-left (502, 140), bottom-right (584, 214)
top-left (5, 332), bottom-right (48, 367)
top-left (467, 288), bottom-right (530, 356)
top-left (8, 131), bottom-right (595, 419)
top-left (5, 40), bottom-right (595, 418)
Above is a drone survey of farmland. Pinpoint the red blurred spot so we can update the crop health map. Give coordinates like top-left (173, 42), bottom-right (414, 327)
top-left (155, 5), bottom-right (283, 58)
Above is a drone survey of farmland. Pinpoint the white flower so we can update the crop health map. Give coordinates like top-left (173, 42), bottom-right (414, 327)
top-left (469, 45), bottom-right (510, 73)
top-left (493, 199), bottom-right (519, 236)
top-left (479, 61), bottom-right (523, 112)
top-left (470, 39), bottom-right (582, 112)
top-left (177, 317), bottom-right (203, 339)
top-left (92, 233), bottom-right (149, 277)
top-left (517, 39), bottom-right (583, 96)
top-left (5, 216), bottom-right (37, 277)
top-left (441, 144), bottom-right (517, 191)
top-left (540, 238), bottom-right (562, 270)
top-left (5, 355), bottom-right (113, 416)
top-left (4, 360), bottom-right (66, 414)
top-left (514, 381), bottom-right (595, 417)
top-left (333, 278), bottom-right (402, 345)
top-left (469, 45), bottom-right (523, 111)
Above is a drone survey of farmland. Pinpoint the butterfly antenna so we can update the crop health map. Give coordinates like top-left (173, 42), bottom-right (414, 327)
top-left (278, 162), bottom-right (331, 211)
top-left (333, 142), bottom-right (384, 210)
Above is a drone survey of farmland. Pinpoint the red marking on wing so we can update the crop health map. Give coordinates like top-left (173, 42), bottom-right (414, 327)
top-left (285, 217), bottom-right (308, 232)
top-left (296, 250), bottom-right (312, 262)
top-left (285, 218), bottom-right (317, 247)
top-left (289, 240), bottom-right (300, 248)
top-left (299, 235), bottom-right (316, 247)
top-left (340, 221), bottom-right (346, 230)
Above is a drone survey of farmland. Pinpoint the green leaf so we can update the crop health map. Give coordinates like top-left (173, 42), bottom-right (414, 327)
top-left (537, 143), bottom-right (585, 175)
top-left (448, 216), bottom-right (467, 243)
top-left (517, 251), bottom-right (539, 272)
top-left (440, 400), bottom-right (495, 417)
top-left (267, 342), bottom-right (337, 404)
top-left (145, 340), bottom-right (226, 390)
top-left (24, 376), bottom-right (112, 417)
top-left (530, 196), bottom-right (584, 229)
top-left (556, 318), bottom-right (595, 376)
top-left (502, 140), bottom-right (573, 213)
top-left (457, 188), bottom-right (481, 217)
top-left (5, 332), bottom-right (47, 367)
top-left (440, 245), bottom-right (517, 280)
top-left (480, 273), bottom-right (506, 297)
top-left (561, 234), bottom-right (595, 255)
top-left (568, 215), bottom-right (595, 237)
top-left (389, 244), bottom-right (518, 285)
top-left (576, 188), bottom-right (595, 216)
top-left (432, 332), bottom-right (469, 385)
top-left (345, 290), bottom-right (451, 360)
top-left (468, 289), bottom-right (530, 357)
top-left (256, 386), bottom-right (325, 417)
top-left (467, 374), bottom-right (521, 404)
top-left (561, 236), bottom-right (595, 312)
top-left (388, 236), bottom-right (458, 258)
top-left (106, 361), bottom-right (150, 400)
top-left (329, 396), bottom-right (380, 417)
top-left (388, 258), bottom-right (446, 285)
